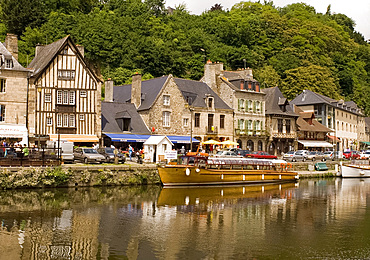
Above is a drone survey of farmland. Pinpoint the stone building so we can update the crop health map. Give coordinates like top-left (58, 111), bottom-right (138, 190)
top-left (262, 87), bottom-right (299, 156)
top-left (106, 74), bottom-right (234, 150)
top-left (0, 33), bottom-right (31, 144)
top-left (202, 61), bottom-right (266, 151)
top-left (291, 90), bottom-right (365, 152)
top-left (27, 35), bottom-right (102, 145)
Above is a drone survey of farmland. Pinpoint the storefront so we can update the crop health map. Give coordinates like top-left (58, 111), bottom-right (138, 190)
top-left (0, 124), bottom-right (28, 145)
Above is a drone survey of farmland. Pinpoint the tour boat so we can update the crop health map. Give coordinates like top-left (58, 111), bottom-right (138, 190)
top-left (340, 163), bottom-right (370, 178)
top-left (157, 152), bottom-right (299, 186)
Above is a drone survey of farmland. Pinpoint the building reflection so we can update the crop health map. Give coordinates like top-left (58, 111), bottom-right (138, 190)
top-left (0, 179), bottom-right (369, 259)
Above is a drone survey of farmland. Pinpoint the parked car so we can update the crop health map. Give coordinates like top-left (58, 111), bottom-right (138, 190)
top-left (343, 151), bottom-right (360, 160)
top-left (291, 150), bottom-right (309, 162)
top-left (307, 151), bottom-right (326, 161)
top-left (283, 151), bottom-right (296, 161)
top-left (213, 150), bottom-right (241, 157)
top-left (97, 147), bottom-right (126, 163)
top-left (74, 147), bottom-right (105, 164)
top-left (247, 151), bottom-right (277, 159)
top-left (359, 150), bottom-right (370, 160)
top-left (323, 151), bottom-right (334, 160)
top-left (235, 150), bottom-right (252, 157)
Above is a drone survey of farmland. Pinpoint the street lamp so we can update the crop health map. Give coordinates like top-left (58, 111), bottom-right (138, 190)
top-left (200, 48), bottom-right (206, 64)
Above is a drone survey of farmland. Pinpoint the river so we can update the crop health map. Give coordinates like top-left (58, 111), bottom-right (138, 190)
top-left (0, 178), bottom-right (370, 259)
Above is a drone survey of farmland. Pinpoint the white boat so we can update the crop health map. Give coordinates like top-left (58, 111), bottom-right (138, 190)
top-left (340, 164), bottom-right (370, 178)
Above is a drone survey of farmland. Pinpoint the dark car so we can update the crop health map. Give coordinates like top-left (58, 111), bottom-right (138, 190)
top-left (247, 151), bottom-right (277, 159)
top-left (97, 147), bottom-right (126, 163)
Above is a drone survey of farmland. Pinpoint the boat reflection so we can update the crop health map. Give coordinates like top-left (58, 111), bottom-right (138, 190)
top-left (157, 183), bottom-right (298, 207)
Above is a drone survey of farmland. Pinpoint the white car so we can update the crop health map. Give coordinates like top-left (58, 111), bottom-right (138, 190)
top-left (283, 151), bottom-right (295, 161)
top-left (359, 151), bottom-right (370, 159)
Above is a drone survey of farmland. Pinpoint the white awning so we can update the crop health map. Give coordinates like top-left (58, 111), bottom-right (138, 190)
top-left (298, 140), bottom-right (333, 148)
top-left (0, 124), bottom-right (27, 138)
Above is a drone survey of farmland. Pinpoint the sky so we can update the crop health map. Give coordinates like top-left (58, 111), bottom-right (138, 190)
top-left (165, 0), bottom-right (370, 40)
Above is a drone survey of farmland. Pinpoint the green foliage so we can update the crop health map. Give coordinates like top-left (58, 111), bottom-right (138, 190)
top-left (2, 0), bottom-right (370, 113)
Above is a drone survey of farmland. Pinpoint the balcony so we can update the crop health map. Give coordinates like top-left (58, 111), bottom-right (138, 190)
top-left (235, 129), bottom-right (267, 137)
top-left (272, 132), bottom-right (296, 139)
top-left (206, 126), bottom-right (218, 134)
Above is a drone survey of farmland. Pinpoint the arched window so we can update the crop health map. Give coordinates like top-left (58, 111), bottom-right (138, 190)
top-left (247, 140), bottom-right (254, 151)
top-left (258, 140), bottom-right (263, 151)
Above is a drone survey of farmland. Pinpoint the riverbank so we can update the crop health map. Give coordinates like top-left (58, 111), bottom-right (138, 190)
top-left (0, 160), bottom-right (342, 189)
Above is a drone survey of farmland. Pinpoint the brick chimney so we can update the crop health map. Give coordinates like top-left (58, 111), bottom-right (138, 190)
top-left (4, 33), bottom-right (18, 60)
top-left (105, 78), bottom-right (114, 102)
top-left (131, 73), bottom-right (142, 108)
top-left (203, 61), bottom-right (223, 95)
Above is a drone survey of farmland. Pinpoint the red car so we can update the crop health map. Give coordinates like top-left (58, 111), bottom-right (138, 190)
top-left (246, 151), bottom-right (277, 159)
top-left (343, 151), bottom-right (360, 159)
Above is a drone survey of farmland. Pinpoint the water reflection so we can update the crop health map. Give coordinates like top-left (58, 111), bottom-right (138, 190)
top-left (0, 179), bottom-right (370, 259)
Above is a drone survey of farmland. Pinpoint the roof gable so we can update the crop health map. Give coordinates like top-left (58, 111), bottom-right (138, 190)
top-left (262, 87), bottom-right (298, 117)
top-left (0, 42), bottom-right (29, 72)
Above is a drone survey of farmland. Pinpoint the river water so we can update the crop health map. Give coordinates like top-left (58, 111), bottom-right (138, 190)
top-left (0, 178), bottom-right (370, 259)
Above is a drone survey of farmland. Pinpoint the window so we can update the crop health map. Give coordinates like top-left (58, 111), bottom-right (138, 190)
top-left (80, 90), bottom-right (87, 97)
top-left (5, 59), bottom-right (12, 68)
top-left (207, 97), bottom-right (213, 109)
top-left (247, 120), bottom-right (253, 132)
top-left (220, 115), bottom-right (225, 129)
top-left (194, 113), bottom-right (200, 127)
top-left (183, 118), bottom-right (189, 127)
top-left (57, 70), bottom-right (75, 80)
top-left (239, 99), bottom-right (244, 110)
top-left (163, 111), bottom-right (170, 127)
top-left (255, 101), bottom-right (261, 113)
top-left (45, 93), bottom-right (51, 103)
top-left (286, 119), bottom-right (291, 133)
top-left (57, 90), bottom-right (75, 105)
top-left (79, 114), bottom-right (85, 121)
top-left (46, 117), bottom-right (53, 126)
top-left (248, 100), bottom-right (253, 112)
top-left (0, 105), bottom-right (5, 121)
top-left (278, 119), bottom-right (283, 133)
top-left (239, 119), bottom-right (245, 129)
top-left (163, 95), bottom-right (170, 106)
top-left (57, 113), bottom-right (76, 128)
top-left (0, 79), bottom-right (5, 92)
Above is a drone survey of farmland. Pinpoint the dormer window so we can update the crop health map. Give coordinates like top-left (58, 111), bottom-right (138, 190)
top-left (207, 97), bottom-right (213, 109)
top-left (5, 59), bottom-right (13, 68)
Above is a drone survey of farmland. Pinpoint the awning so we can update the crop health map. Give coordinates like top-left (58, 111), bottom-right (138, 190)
top-left (167, 135), bottom-right (200, 144)
top-left (50, 134), bottom-right (99, 143)
top-left (298, 140), bottom-right (333, 148)
top-left (361, 141), bottom-right (370, 146)
top-left (0, 124), bottom-right (27, 138)
top-left (104, 133), bottom-right (151, 142)
top-left (327, 135), bottom-right (340, 142)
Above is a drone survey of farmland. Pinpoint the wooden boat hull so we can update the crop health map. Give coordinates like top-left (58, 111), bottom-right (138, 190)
top-left (158, 165), bottom-right (298, 186)
top-left (341, 164), bottom-right (370, 178)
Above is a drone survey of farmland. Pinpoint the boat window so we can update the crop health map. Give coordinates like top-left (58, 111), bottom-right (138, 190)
top-left (188, 157), bottom-right (195, 165)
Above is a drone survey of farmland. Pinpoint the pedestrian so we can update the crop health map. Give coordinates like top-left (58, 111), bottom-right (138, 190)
top-left (129, 145), bottom-right (133, 161)
top-left (22, 144), bottom-right (29, 157)
top-left (180, 146), bottom-right (185, 155)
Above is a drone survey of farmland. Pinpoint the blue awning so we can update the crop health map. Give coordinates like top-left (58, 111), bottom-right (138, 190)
top-left (104, 133), bottom-right (151, 142)
top-left (167, 135), bottom-right (200, 144)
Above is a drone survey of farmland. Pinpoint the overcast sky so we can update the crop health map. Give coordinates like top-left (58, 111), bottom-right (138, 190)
top-left (165, 0), bottom-right (370, 40)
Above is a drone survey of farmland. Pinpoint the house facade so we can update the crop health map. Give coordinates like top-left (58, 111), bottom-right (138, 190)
top-left (291, 90), bottom-right (365, 151)
top-left (0, 34), bottom-right (30, 144)
top-left (262, 87), bottom-right (299, 156)
top-left (27, 36), bottom-right (102, 145)
top-left (108, 74), bottom-right (234, 150)
top-left (202, 62), bottom-right (266, 151)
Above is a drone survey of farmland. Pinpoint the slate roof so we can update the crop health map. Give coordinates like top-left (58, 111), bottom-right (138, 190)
top-left (101, 102), bottom-right (150, 134)
top-left (296, 116), bottom-right (332, 132)
top-left (290, 89), bottom-right (362, 115)
top-left (0, 42), bottom-right (29, 72)
top-left (261, 87), bottom-right (298, 117)
top-left (174, 78), bottom-right (232, 110)
top-left (113, 76), bottom-right (169, 111)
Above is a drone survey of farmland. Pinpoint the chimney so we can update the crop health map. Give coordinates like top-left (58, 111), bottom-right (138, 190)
top-left (5, 33), bottom-right (18, 60)
top-left (203, 61), bottom-right (223, 95)
top-left (35, 44), bottom-right (45, 57)
top-left (76, 45), bottom-right (84, 57)
top-left (131, 73), bottom-right (142, 108)
top-left (105, 78), bottom-right (114, 102)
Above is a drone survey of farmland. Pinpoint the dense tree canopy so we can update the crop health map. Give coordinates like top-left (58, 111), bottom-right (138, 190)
top-left (1, 0), bottom-right (370, 114)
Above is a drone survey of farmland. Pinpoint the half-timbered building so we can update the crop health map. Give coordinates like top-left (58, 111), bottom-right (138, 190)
top-left (27, 36), bottom-right (102, 145)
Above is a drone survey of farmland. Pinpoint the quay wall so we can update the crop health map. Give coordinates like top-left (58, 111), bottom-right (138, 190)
top-left (0, 164), bottom-right (160, 189)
